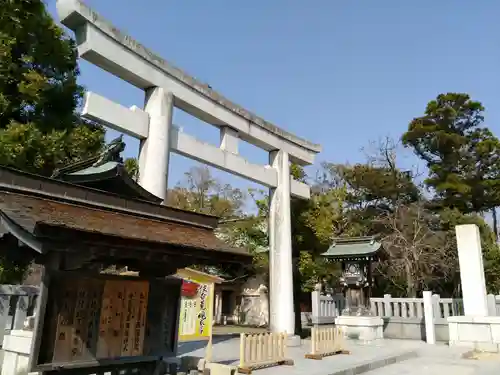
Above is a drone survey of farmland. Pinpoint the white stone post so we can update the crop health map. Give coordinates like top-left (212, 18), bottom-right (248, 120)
top-left (268, 150), bottom-right (295, 339)
top-left (383, 294), bottom-right (392, 317)
top-left (214, 290), bottom-right (222, 325)
top-left (423, 291), bottom-right (436, 344)
top-left (13, 296), bottom-right (28, 331)
top-left (455, 224), bottom-right (488, 316)
top-left (1, 330), bottom-right (35, 375)
top-left (138, 87), bottom-right (173, 202)
top-left (431, 294), bottom-right (441, 321)
top-left (220, 127), bottom-right (239, 154)
top-left (311, 291), bottom-right (321, 325)
top-left (487, 294), bottom-right (496, 316)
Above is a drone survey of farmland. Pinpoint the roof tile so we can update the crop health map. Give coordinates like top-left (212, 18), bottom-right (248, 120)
top-left (0, 192), bottom-right (248, 257)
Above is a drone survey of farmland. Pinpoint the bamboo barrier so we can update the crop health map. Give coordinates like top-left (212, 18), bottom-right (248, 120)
top-left (305, 325), bottom-right (350, 360)
top-left (238, 332), bottom-right (293, 374)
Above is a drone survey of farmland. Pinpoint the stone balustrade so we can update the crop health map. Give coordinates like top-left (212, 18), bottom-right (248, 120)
top-left (310, 291), bottom-right (500, 342)
top-left (0, 285), bottom-right (38, 344)
top-left (311, 292), bottom-right (345, 324)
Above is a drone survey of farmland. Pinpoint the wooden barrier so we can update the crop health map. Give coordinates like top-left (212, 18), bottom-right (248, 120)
top-left (238, 332), bottom-right (293, 374)
top-left (305, 326), bottom-right (349, 360)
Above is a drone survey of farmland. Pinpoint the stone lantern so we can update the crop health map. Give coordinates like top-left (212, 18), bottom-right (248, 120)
top-left (321, 236), bottom-right (384, 341)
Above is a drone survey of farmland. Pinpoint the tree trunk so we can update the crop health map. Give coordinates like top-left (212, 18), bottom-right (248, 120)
top-left (405, 263), bottom-right (416, 297)
top-left (492, 208), bottom-right (498, 242)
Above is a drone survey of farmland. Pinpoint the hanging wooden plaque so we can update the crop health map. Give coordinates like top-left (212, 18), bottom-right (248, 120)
top-left (32, 272), bottom-right (181, 371)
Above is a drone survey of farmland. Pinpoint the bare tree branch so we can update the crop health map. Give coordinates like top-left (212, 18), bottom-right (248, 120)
top-left (374, 202), bottom-right (457, 297)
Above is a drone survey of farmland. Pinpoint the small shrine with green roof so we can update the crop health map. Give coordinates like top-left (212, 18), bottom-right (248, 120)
top-left (321, 236), bottom-right (382, 317)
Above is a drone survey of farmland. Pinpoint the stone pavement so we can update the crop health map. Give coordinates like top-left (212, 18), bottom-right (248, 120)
top-left (362, 344), bottom-right (500, 375)
top-left (177, 337), bottom-right (500, 375)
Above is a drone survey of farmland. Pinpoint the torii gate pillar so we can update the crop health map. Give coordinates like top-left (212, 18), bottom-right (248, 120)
top-left (138, 87), bottom-right (173, 200)
top-left (269, 150), bottom-right (295, 337)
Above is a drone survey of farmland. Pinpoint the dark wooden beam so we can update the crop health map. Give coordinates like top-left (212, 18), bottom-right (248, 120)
top-left (35, 225), bottom-right (250, 265)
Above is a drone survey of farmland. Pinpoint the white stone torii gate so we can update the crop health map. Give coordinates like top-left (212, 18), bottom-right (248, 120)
top-left (56, 0), bottom-right (321, 340)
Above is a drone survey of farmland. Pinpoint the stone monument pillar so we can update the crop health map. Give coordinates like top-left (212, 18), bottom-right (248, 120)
top-left (447, 224), bottom-right (500, 352)
top-left (455, 224), bottom-right (488, 316)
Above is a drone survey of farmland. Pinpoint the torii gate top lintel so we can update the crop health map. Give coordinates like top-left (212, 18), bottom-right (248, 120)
top-left (57, 0), bottom-right (321, 160)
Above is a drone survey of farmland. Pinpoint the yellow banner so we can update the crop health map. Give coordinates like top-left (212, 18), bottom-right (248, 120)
top-left (178, 274), bottom-right (214, 342)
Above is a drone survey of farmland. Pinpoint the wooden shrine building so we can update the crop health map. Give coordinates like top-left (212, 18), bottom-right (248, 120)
top-left (321, 237), bottom-right (382, 316)
top-left (0, 137), bottom-right (251, 373)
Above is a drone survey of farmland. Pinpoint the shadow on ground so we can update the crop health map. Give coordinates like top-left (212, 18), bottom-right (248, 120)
top-left (177, 335), bottom-right (236, 356)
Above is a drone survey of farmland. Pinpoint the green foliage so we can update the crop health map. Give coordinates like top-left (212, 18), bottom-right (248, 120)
top-left (302, 183), bottom-right (351, 244)
top-left (297, 251), bottom-right (340, 292)
top-left (401, 92), bottom-right (500, 293)
top-left (0, 0), bottom-right (104, 280)
top-left (124, 157), bottom-right (139, 181)
top-left (290, 163), bottom-right (307, 182)
top-left (0, 255), bottom-right (30, 284)
top-left (314, 163), bottom-right (420, 239)
top-left (402, 93), bottom-right (500, 213)
top-left (0, 121), bottom-right (103, 176)
top-left (339, 164), bottom-right (419, 208)
top-left (438, 208), bottom-right (500, 293)
top-left (0, 0), bottom-right (104, 176)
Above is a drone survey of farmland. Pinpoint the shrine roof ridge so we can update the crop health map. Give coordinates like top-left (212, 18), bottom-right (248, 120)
top-left (322, 236), bottom-right (382, 259)
top-left (56, 0), bottom-right (321, 154)
top-left (330, 236), bottom-right (379, 245)
top-left (0, 166), bottom-right (219, 230)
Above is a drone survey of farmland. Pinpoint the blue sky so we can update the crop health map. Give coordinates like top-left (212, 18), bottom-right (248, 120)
top-left (47, 0), bottom-right (500, 206)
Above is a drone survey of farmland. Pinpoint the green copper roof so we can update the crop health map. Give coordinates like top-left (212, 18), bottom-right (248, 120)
top-left (321, 236), bottom-right (382, 260)
top-left (51, 134), bottom-right (125, 179)
top-left (67, 161), bottom-right (119, 176)
top-left (55, 162), bottom-right (162, 204)
top-left (51, 136), bottom-right (162, 204)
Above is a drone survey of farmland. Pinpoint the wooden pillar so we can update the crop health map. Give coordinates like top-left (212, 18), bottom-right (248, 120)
top-left (29, 253), bottom-right (60, 371)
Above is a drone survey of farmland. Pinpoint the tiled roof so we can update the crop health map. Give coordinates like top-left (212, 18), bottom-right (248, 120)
top-left (0, 191), bottom-right (249, 257)
top-left (56, 161), bottom-right (163, 204)
top-left (321, 237), bottom-right (382, 260)
top-left (0, 167), bottom-right (220, 230)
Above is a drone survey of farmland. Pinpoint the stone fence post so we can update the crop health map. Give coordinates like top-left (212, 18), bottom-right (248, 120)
top-left (383, 294), bottom-right (392, 317)
top-left (311, 291), bottom-right (320, 324)
top-left (431, 294), bottom-right (441, 321)
top-left (1, 330), bottom-right (37, 375)
top-left (423, 291), bottom-right (436, 344)
top-left (486, 294), bottom-right (496, 316)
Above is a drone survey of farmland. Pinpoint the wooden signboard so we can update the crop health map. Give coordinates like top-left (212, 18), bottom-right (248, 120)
top-left (52, 278), bottom-right (103, 363)
top-left (176, 269), bottom-right (218, 343)
top-left (143, 278), bottom-right (180, 356)
top-left (32, 272), bottom-right (181, 371)
top-left (95, 280), bottom-right (150, 358)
